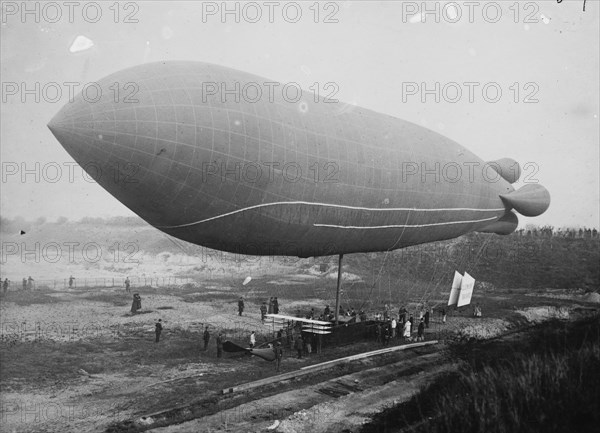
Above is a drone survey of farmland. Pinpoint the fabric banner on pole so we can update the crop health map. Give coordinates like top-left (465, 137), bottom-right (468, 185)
top-left (448, 271), bottom-right (462, 306)
top-left (457, 272), bottom-right (475, 307)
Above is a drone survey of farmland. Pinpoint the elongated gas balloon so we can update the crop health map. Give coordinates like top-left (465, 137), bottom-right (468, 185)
top-left (48, 62), bottom-right (550, 258)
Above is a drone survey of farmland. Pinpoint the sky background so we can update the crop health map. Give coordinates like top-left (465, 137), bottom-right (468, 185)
top-left (1, 0), bottom-right (599, 228)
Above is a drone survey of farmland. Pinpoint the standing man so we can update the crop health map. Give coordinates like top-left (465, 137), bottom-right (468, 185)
top-left (125, 277), bottom-right (131, 293)
top-left (238, 297), bottom-right (245, 316)
top-left (203, 326), bottom-right (210, 351)
top-left (424, 309), bottom-right (430, 328)
top-left (131, 293), bottom-right (142, 314)
top-left (260, 302), bottom-right (267, 323)
top-left (249, 331), bottom-right (256, 348)
top-left (268, 297), bottom-right (273, 314)
top-left (68, 275), bottom-right (75, 289)
top-left (27, 276), bottom-right (34, 290)
top-left (274, 342), bottom-right (283, 372)
top-left (441, 308), bottom-right (447, 323)
top-left (3, 278), bottom-right (9, 293)
top-left (399, 307), bottom-right (407, 325)
top-left (294, 334), bottom-right (303, 359)
top-left (417, 318), bottom-right (425, 342)
top-left (273, 297), bottom-right (279, 314)
top-left (155, 319), bottom-right (163, 343)
top-left (22, 278), bottom-right (27, 291)
top-left (383, 325), bottom-right (390, 347)
top-left (391, 317), bottom-right (397, 339)
top-left (216, 332), bottom-right (223, 358)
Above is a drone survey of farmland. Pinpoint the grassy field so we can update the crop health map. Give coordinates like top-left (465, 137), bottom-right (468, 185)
top-left (362, 314), bottom-right (600, 433)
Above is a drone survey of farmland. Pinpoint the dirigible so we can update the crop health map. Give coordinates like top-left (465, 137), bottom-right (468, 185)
top-left (48, 61), bottom-right (550, 258)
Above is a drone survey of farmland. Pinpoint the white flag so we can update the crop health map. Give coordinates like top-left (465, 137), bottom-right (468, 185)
top-left (448, 271), bottom-right (462, 306)
top-left (457, 272), bottom-right (475, 307)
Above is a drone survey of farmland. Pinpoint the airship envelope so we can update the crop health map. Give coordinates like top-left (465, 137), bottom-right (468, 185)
top-left (48, 61), bottom-right (550, 258)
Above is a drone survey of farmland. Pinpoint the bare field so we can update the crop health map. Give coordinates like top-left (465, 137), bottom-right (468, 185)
top-left (1, 272), bottom-right (598, 433)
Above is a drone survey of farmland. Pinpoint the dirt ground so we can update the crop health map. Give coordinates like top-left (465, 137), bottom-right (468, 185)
top-left (1, 277), bottom-right (598, 433)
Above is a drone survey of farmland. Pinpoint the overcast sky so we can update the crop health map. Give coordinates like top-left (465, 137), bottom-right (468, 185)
top-left (1, 1), bottom-right (598, 228)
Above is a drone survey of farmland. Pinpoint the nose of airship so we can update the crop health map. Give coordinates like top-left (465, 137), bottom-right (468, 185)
top-left (47, 85), bottom-right (180, 226)
top-left (47, 102), bottom-right (85, 158)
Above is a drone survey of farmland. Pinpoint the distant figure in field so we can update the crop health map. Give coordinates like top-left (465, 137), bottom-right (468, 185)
top-left (305, 335), bottom-right (312, 355)
top-left (324, 305), bottom-right (331, 317)
top-left (203, 326), bottom-right (210, 351)
top-left (295, 335), bottom-right (303, 359)
top-left (441, 308), bottom-right (447, 323)
top-left (268, 297), bottom-right (274, 314)
top-left (22, 278), bottom-right (27, 290)
top-left (417, 318), bottom-right (425, 342)
top-left (391, 318), bottom-right (397, 338)
top-left (124, 277), bottom-right (131, 293)
top-left (403, 319), bottom-right (412, 342)
top-left (277, 329), bottom-right (283, 344)
top-left (424, 309), bottom-right (430, 328)
top-left (274, 342), bottom-right (283, 372)
top-left (3, 278), bottom-right (9, 293)
top-left (238, 297), bottom-right (245, 316)
top-left (260, 302), bottom-right (267, 323)
top-left (155, 319), bottom-right (163, 343)
top-left (131, 293), bottom-right (142, 314)
top-left (216, 333), bottom-right (223, 358)
top-left (249, 331), bottom-right (256, 348)
top-left (273, 297), bottom-right (279, 314)
top-left (68, 275), bottom-right (75, 288)
top-left (27, 276), bottom-right (34, 290)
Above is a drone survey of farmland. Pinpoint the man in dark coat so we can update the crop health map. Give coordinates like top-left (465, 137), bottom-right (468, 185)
top-left (203, 326), bottom-right (210, 350)
top-left (238, 297), bottom-right (244, 316)
top-left (260, 302), bottom-right (267, 323)
top-left (383, 325), bottom-right (390, 347)
top-left (274, 342), bottom-right (283, 372)
top-left (424, 309), bottom-right (430, 328)
top-left (417, 318), bottom-right (425, 342)
top-left (295, 335), bottom-right (303, 358)
top-left (155, 319), bottom-right (163, 343)
top-left (131, 294), bottom-right (142, 314)
top-left (273, 297), bottom-right (279, 314)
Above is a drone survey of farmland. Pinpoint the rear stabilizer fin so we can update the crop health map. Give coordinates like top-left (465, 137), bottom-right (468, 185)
top-left (500, 184), bottom-right (550, 217)
top-left (477, 211), bottom-right (519, 235)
